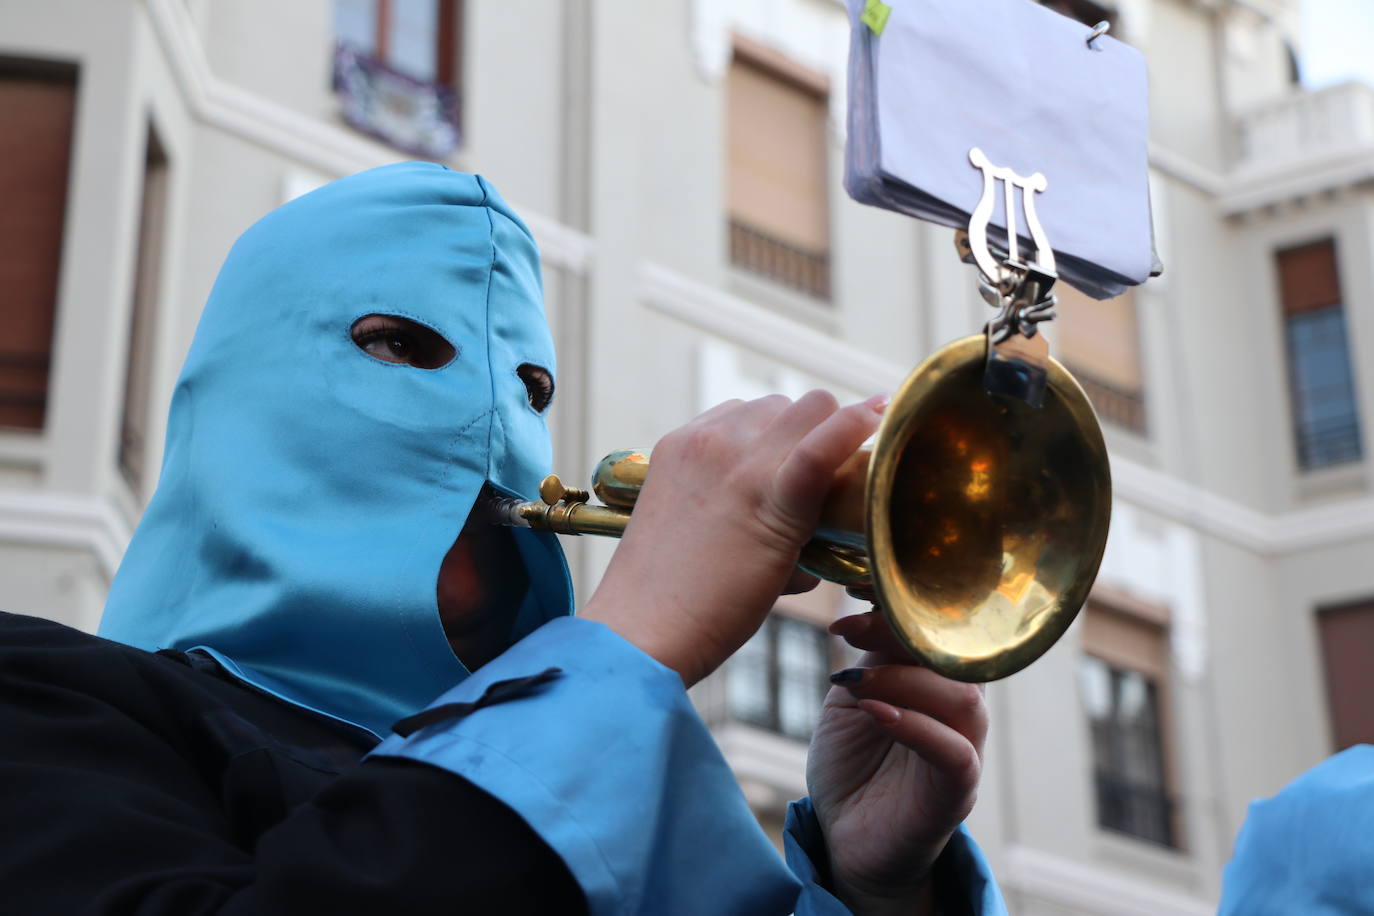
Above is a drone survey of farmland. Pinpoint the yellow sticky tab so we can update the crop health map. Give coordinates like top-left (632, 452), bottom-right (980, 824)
top-left (861, 0), bottom-right (892, 35)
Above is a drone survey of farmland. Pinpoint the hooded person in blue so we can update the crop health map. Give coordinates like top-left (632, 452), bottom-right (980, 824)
top-left (0, 162), bottom-right (1007, 915)
top-left (1218, 745), bottom-right (1374, 915)
top-left (98, 160), bottom-right (573, 738)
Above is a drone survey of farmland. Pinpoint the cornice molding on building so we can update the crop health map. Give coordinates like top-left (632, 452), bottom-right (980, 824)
top-left (1147, 142), bottom-right (1228, 197)
top-left (639, 263), bottom-right (908, 395)
top-left (1002, 843), bottom-right (1213, 916)
top-left (1221, 147), bottom-right (1374, 215)
top-left (0, 490), bottom-right (130, 579)
top-left (1113, 456), bottom-right (1374, 556)
top-left (139, 0), bottom-right (595, 274)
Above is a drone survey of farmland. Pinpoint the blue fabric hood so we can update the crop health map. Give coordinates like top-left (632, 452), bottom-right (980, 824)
top-left (1219, 745), bottom-right (1374, 915)
top-left (100, 163), bottom-right (573, 737)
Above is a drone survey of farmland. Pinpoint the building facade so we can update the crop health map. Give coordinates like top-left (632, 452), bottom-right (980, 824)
top-left (2, 0), bottom-right (1373, 912)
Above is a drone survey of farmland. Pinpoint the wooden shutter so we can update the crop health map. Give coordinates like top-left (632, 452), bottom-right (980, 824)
top-left (1277, 240), bottom-right (1341, 315)
top-left (726, 50), bottom-right (829, 253)
top-left (0, 68), bottom-right (77, 429)
top-left (1317, 600), bottom-right (1374, 750)
top-left (1055, 284), bottom-right (1143, 392)
top-left (1082, 601), bottom-right (1168, 679)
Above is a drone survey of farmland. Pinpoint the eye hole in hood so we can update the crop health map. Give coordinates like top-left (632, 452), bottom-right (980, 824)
top-left (517, 363), bottom-right (554, 413)
top-left (351, 313), bottom-right (457, 369)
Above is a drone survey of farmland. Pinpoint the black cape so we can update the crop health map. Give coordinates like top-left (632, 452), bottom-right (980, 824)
top-left (0, 612), bottom-right (586, 914)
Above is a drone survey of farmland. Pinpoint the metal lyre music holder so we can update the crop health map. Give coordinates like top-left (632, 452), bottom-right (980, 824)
top-left (956, 146), bottom-right (1061, 408)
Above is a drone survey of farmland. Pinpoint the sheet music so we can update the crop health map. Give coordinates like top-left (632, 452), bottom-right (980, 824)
top-left (845, 0), bottom-right (1158, 299)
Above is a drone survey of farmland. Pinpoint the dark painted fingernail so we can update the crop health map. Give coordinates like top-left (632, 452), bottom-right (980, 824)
top-left (829, 668), bottom-right (866, 685)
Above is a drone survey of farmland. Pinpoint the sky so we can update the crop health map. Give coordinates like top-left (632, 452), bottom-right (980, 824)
top-left (1300, 0), bottom-right (1374, 89)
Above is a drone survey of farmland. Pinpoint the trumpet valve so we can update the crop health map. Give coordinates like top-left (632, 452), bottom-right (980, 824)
top-left (539, 474), bottom-right (589, 506)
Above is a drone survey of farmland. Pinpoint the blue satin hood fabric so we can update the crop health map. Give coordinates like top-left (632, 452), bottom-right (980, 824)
top-left (99, 162), bottom-right (573, 737)
top-left (1219, 745), bottom-right (1374, 915)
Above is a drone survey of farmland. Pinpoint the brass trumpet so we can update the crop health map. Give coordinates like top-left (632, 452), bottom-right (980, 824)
top-left (485, 334), bottom-right (1112, 683)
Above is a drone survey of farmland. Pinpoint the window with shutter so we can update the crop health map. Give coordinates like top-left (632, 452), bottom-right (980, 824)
top-left (1055, 284), bottom-right (1148, 433)
top-left (725, 43), bottom-right (831, 301)
top-left (1275, 240), bottom-right (1362, 470)
top-left (727, 614), bottom-right (834, 741)
top-left (0, 63), bottom-right (78, 430)
top-left (1079, 601), bottom-right (1180, 848)
top-left (1316, 599), bottom-right (1374, 751)
top-left (332, 0), bottom-right (462, 157)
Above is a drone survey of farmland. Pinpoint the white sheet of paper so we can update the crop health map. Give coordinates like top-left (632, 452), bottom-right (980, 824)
top-left (845, 0), bottom-right (1155, 298)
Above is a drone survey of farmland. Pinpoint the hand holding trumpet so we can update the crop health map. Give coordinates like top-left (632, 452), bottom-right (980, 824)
top-left (580, 390), bottom-right (884, 687)
top-left (580, 391), bottom-right (986, 915)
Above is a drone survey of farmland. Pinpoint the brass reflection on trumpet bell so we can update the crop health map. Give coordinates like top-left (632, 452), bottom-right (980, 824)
top-left (867, 335), bottom-right (1111, 682)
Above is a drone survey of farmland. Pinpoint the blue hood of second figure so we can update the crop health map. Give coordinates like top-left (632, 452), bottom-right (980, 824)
top-left (99, 163), bottom-right (573, 737)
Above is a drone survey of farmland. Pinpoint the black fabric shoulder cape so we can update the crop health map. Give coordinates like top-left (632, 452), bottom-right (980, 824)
top-left (0, 612), bottom-right (586, 915)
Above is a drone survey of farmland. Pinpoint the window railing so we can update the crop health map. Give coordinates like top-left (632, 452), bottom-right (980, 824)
top-left (332, 44), bottom-right (460, 159)
top-left (1093, 770), bottom-right (1176, 848)
top-left (728, 219), bottom-right (831, 301)
top-left (1066, 364), bottom-right (1147, 434)
top-left (1235, 81), bottom-right (1374, 173)
top-left (1298, 419), bottom-right (1362, 469)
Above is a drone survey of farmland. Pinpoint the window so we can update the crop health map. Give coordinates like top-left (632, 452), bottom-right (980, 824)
top-left (1316, 599), bottom-right (1374, 751)
top-left (1055, 284), bottom-right (1147, 433)
top-left (1079, 601), bottom-right (1178, 847)
top-left (0, 60), bottom-right (78, 430)
top-left (725, 40), bottom-right (831, 301)
top-left (728, 614), bottom-right (833, 740)
top-left (1276, 240), bottom-right (1362, 470)
top-left (119, 126), bottom-right (169, 495)
top-left (333, 0), bottom-right (461, 158)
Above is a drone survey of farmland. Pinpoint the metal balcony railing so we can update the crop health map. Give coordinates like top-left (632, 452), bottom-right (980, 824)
top-left (728, 219), bottom-right (831, 301)
top-left (1093, 771), bottom-right (1176, 848)
top-left (1235, 81), bottom-right (1374, 172)
top-left (332, 44), bottom-right (460, 159)
top-left (1066, 365), bottom-right (1147, 434)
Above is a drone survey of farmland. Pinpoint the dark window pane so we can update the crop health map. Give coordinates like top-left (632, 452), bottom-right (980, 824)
top-left (119, 126), bottom-right (168, 494)
top-left (1080, 656), bottom-right (1176, 847)
top-left (727, 624), bottom-right (773, 730)
top-left (1285, 305), bottom-right (1362, 469)
top-left (777, 618), bottom-right (829, 740)
top-left (390, 0), bottom-right (439, 82)
top-left (1317, 600), bottom-right (1374, 750)
top-left (727, 615), bottom-right (831, 740)
top-left (334, 0), bottom-right (378, 54)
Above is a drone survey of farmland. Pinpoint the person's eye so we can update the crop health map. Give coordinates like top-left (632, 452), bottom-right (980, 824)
top-left (350, 314), bottom-right (455, 369)
top-left (358, 329), bottom-right (415, 362)
top-left (517, 364), bottom-right (555, 413)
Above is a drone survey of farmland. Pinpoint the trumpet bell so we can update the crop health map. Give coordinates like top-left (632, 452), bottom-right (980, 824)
top-left (867, 335), bottom-right (1111, 682)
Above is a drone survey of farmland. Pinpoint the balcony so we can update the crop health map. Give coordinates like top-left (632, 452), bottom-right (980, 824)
top-left (1067, 364), bottom-right (1147, 435)
top-left (1226, 81), bottom-right (1374, 212)
top-left (332, 44), bottom-right (459, 159)
top-left (728, 219), bottom-right (831, 301)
